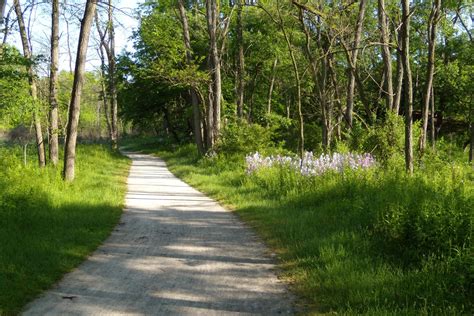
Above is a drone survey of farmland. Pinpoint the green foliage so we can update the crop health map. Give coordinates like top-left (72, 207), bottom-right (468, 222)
top-left (216, 121), bottom-right (276, 156)
top-left (0, 144), bottom-right (130, 314)
top-left (0, 45), bottom-right (34, 127)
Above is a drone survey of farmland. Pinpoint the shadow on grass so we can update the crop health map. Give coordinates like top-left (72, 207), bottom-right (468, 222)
top-left (0, 189), bottom-right (123, 315)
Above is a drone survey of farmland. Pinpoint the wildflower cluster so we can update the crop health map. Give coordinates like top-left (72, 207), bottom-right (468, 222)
top-left (245, 151), bottom-right (376, 176)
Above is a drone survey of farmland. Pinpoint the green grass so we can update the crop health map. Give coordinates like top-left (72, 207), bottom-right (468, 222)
top-left (0, 144), bottom-right (130, 315)
top-left (122, 137), bottom-right (473, 315)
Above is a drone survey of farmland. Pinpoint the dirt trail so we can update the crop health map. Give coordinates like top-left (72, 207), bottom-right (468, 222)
top-left (23, 152), bottom-right (294, 315)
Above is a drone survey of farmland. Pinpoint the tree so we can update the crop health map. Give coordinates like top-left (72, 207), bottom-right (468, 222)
top-left (96, 0), bottom-right (118, 150)
top-left (235, 0), bottom-right (245, 119)
top-left (420, 0), bottom-right (442, 153)
top-left (63, 0), bottom-right (98, 181)
top-left (378, 0), bottom-right (394, 112)
top-left (0, 0), bottom-right (6, 25)
top-left (13, 0), bottom-right (46, 168)
top-left (206, 0), bottom-right (222, 148)
top-left (345, 0), bottom-right (368, 129)
top-left (401, 0), bottom-right (413, 174)
top-left (177, 0), bottom-right (204, 154)
top-left (49, 0), bottom-right (60, 165)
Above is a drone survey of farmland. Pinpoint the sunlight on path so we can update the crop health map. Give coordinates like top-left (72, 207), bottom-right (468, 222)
top-left (22, 152), bottom-right (294, 315)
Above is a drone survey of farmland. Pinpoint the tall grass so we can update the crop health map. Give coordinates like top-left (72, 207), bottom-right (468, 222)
top-left (123, 138), bottom-right (473, 315)
top-left (0, 144), bottom-right (130, 314)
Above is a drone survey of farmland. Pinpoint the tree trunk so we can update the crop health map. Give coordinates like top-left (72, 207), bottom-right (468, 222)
top-left (13, 0), bottom-right (46, 168)
top-left (206, 0), bottom-right (221, 146)
top-left (98, 45), bottom-right (113, 140)
top-left (0, 0), bottom-right (6, 24)
top-left (345, 0), bottom-right (367, 129)
top-left (206, 81), bottom-right (214, 148)
top-left (378, 0), bottom-right (394, 112)
top-left (178, 0), bottom-right (205, 154)
top-left (470, 95), bottom-right (473, 164)
top-left (2, 6), bottom-right (12, 44)
top-left (420, 0), bottom-right (441, 153)
top-left (236, 0), bottom-right (245, 119)
top-left (107, 0), bottom-right (118, 150)
top-left (470, 120), bottom-right (473, 165)
top-left (63, 0), bottom-right (97, 181)
top-left (49, 0), bottom-right (59, 165)
top-left (430, 85), bottom-right (436, 150)
top-left (394, 41), bottom-right (404, 114)
top-left (401, 0), bottom-right (413, 174)
top-left (267, 58), bottom-right (278, 115)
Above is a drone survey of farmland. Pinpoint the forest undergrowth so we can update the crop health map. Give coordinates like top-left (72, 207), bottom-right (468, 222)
top-left (123, 134), bottom-right (473, 315)
top-left (0, 144), bottom-right (130, 314)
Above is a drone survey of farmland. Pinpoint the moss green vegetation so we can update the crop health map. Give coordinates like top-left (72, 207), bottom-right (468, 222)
top-left (0, 144), bottom-right (130, 315)
top-left (123, 137), bottom-right (473, 315)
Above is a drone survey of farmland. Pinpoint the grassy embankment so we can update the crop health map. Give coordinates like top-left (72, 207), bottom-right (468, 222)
top-left (0, 144), bottom-right (130, 315)
top-left (123, 137), bottom-right (473, 315)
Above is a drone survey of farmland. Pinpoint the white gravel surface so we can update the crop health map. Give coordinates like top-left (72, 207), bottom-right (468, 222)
top-left (22, 152), bottom-right (294, 315)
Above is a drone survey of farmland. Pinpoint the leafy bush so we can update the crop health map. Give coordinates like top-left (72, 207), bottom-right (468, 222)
top-left (349, 112), bottom-right (422, 165)
top-left (216, 121), bottom-right (276, 156)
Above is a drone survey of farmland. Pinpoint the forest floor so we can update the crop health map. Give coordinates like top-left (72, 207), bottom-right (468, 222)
top-left (22, 152), bottom-right (295, 315)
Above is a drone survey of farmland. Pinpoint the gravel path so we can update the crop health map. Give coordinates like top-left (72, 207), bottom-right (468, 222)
top-left (23, 152), bottom-right (294, 315)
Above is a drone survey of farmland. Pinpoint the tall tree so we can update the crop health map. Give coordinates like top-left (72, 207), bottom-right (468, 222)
top-left (235, 0), bottom-right (245, 119)
top-left (420, 0), bottom-right (442, 152)
top-left (378, 0), bottom-right (394, 112)
top-left (95, 0), bottom-right (118, 149)
top-left (206, 0), bottom-right (222, 147)
top-left (13, 0), bottom-right (46, 167)
top-left (107, 0), bottom-right (118, 150)
top-left (63, 0), bottom-right (98, 181)
top-left (345, 0), bottom-right (367, 129)
top-left (401, 0), bottom-right (413, 174)
top-left (177, 0), bottom-right (205, 154)
top-left (49, 0), bottom-right (59, 165)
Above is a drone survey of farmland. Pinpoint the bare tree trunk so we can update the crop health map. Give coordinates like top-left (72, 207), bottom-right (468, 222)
top-left (206, 0), bottom-right (221, 146)
top-left (470, 95), bottom-right (473, 164)
top-left (394, 41), bottom-right (404, 114)
top-left (378, 0), bottom-right (394, 111)
top-left (267, 58), bottom-right (278, 115)
top-left (206, 81), bottom-right (214, 148)
top-left (401, 0), bottom-right (413, 174)
top-left (236, 0), bottom-right (244, 119)
top-left (0, 0), bottom-right (6, 24)
top-left (49, 0), bottom-right (59, 165)
top-left (107, 0), bottom-right (118, 150)
top-left (64, 12), bottom-right (73, 72)
top-left (345, 0), bottom-right (367, 129)
top-left (178, 0), bottom-right (204, 154)
top-left (63, 0), bottom-right (97, 181)
top-left (98, 45), bottom-right (112, 140)
top-left (2, 6), bottom-right (12, 44)
top-left (430, 85), bottom-right (436, 150)
top-left (420, 0), bottom-right (441, 152)
top-left (95, 1), bottom-right (118, 149)
top-left (13, 0), bottom-right (46, 168)
top-left (470, 120), bottom-right (473, 165)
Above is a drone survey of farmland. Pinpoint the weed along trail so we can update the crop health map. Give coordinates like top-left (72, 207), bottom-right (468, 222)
top-left (23, 152), bottom-right (294, 315)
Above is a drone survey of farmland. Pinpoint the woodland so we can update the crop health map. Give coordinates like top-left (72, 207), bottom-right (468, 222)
top-left (0, 0), bottom-right (473, 314)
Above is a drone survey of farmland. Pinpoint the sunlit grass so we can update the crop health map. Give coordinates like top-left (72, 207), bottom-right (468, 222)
top-left (122, 137), bottom-right (473, 315)
top-left (0, 144), bottom-right (130, 314)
